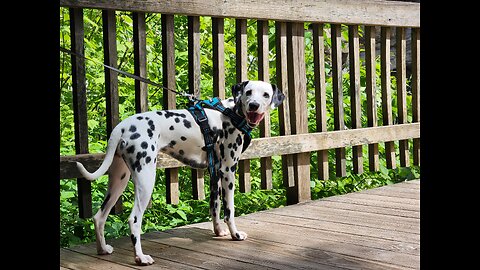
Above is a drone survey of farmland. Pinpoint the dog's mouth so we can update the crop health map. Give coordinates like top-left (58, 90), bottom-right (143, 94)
top-left (246, 111), bottom-right (265, 126)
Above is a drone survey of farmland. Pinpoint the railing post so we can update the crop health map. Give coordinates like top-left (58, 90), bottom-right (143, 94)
top-left (312, 23), bottom-right (329, 180)
top-left (103, 9), bottom-right (122, 214)
top-left (236, 18), bottom-right (251, 193)
top-left (70, 7), bottom-right (92, 219)
top-left (349, 25), bottom-right (363, 174)
top-left (275, 21), bottom-right (295, 189)
top-left (257, 20), bottom-right (273, 190)
top-left (188, 15), bottom-right (205, 200)
top-left (411, 28), bottom-right (420, 166)
top-left (162, 14), bottom-right (180, 205)
top-left (286, 22), bottom-right (310, 205)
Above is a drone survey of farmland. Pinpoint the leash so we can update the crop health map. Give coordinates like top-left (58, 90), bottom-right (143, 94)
top-left (60, 47), bottom-right (200, 102)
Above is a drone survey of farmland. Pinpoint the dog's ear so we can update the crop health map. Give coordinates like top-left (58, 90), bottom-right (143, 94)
top-left (270, 84), bottom-right (285, 109)
top-left (231, 81), bottom-right (249, 103)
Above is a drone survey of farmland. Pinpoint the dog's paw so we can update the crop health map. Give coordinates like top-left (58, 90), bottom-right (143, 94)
top-left (232, 231), bottom-right (248, 241)
top-left (135, 254), bottom-right (155, 266)
top-left (214, 227), bottom-right (229, 237)
top-left (97, 244), bottom-right (114, 255)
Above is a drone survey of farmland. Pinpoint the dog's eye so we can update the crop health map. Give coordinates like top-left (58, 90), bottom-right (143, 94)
top-left (263, 93), bottom-right (270, 99)
top-left (246, 90), bottom-right (252, 96)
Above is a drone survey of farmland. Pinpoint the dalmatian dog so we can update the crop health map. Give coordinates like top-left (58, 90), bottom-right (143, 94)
top-left (75, 80), bottom-right (285, 265)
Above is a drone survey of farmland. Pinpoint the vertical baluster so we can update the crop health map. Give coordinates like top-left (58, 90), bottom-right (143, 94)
top-left (103, 9), bottom-right (122, 214)
top-left (381, 27), bottom-right (396, 169)
top-left (257, 20), bottom-right (273, 190)
top-left (286, 22), bottom-right (310, 204)
top-left (331, 24), bottom-right (346, 177)
top-left (365, 26), bottom-right (380, 171)
top-left (312, 23), bottom-right (329, 180)
top-left (212, 17), bottom-right (225, 99)
top-left (411, 28), bottom-right (420, 166)
top-left (70, 7), bottom-right (92, 219)
top-left (188, 16), bottom-right (205, 200)
top-left (275, 21), bottom-right (295, 188)
top-left (162, 14), bottom-right (180, 204)
top-left (396, 27), bottom-right (409, 167)
top-left (133, 12), bottom-right (148, 113)
top-left (349, 25), bottom-right (363, 174)
top-left (236, 19), bottom-right (251, 193)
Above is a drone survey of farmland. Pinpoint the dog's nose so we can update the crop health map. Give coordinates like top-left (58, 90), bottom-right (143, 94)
top-left (248, 102), bottom-right (260, 111)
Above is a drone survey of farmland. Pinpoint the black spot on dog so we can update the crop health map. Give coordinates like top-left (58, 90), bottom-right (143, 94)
top-left (169, 125), bottom-right (174, 130)
top-left (183, 119), bottom-right (192, 128)
top-left (164, 110), bottom-right (174, 118)
top-left (129, 125), bottom-right (137, 132)
top-left (134, 216), bottom-right (137, 223)
top-left (179, 149), bottom-right (184, 155)
top-left (169, 140), bottom-right (177, 148)
top-left (233, 143), bottom-right (238, 151)
top-left (228, 127), bottom-right (236, 134)
top-left (137, 116), bottom-right (143, 120)
top-left (236, 134), bottom-right (243, 146)
top-left (225, 166), bottom-right (229, 172)
top-left (231, 164), bottom-right (237, 172)
top-left (180, 136), bottom-right (187, 141)
top-left (222, 122), bottom-right (231, 129)
top-left (230, 150), bottom-right (235, 159)
top-left (121, 128), bottom-right (125, 134)
top-left (220, 144), bottom-right (225, 159)
top-left (121, 172), bottom-right (127, 180)
top-left (147, 129), bottom-right (153, 138)
top-left (130, 133), bottom-right (141, 140)
top-left (156, 111), bottom-right (163, 116)
top-left (201, 146), bottom-right (207, 151)
top-left (235, 233), bottom-right (240, 239)
top-left (127, 145), bottom-right (135, 154)
top-left (101, 193), bottom-right (111, 211)
top-left (130, 234), bottom-right (137, 246)
top-left (228, 182), bottom-right (234, 190)
top-left (174, 117), bottom-right (180, 123)
top-left (224, 207), bottom-right (231, 221)
top-left (148, 120), bottom-right (155, 130)
top-left (228, 143), bottom-right (232, 149)
top-left (145, 117), bottom-right (150, 120)
top-left (146, 156), bottom-right (152, 164)
top-left (151, 145), bottom-right (155, 151)
top-left (141, 141), bottom-right (148, 149)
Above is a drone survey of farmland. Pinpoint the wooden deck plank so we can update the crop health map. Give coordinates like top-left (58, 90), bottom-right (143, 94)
top-left (61, 180), bottom-right (420, 269)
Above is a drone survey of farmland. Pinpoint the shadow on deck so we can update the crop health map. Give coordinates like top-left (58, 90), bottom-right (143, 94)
top-left (60, 179), bottom-right (420, 270)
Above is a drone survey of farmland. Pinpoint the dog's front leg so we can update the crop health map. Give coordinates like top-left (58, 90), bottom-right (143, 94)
top-left (220, 163), bottom-right (247, 240)
top-left (210, 164), bottom-right (229, 237)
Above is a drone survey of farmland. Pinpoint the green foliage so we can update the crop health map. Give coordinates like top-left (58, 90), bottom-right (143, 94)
top-left (60, 8), bottom-right (420, 248)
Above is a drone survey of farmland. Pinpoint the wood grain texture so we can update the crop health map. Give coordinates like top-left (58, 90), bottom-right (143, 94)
top-left (275, 21), bottom-right (295, 188)
top-left (69, 7), bottom-right (92, 218)
top-left (62, 180), bottom-right (420, 270)
top-left (287, 22), bottom-right (310, 204)
top-left (396, 27), bottom-right (409, 167)
top-left (257, 20), bottom-right (273, 190)
top-left (102, 9), bottom-right (122, 214)
top-left (188, 16), bottom-right (205, 200)
top-left (133, 12), bottom-right (148, 113)
top-left (331, 24), bottom-right (346, 177)
top-left (60, 0), bottom-right (420, 27)
top-left (312, 23), bottom-right (329, 180)
top-left (162, 14), bottom-right (179, 204)
top-left (365, 25), bottom-right (380, 172)
top-left (348, 25), bottom-right (363, 174)
top-left (381, 26), bottom-right (396, 169)
top-left (236, 18), bottom-right (250, 193)
top-left (60, 123), bottom-right (419, 179)
top-left (411, 28), bottom-right (420, 166)
top-left (212, 17), bottom-right (225, 99)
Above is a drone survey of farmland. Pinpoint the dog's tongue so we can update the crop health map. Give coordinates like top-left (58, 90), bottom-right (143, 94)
top-left (247, 112), bottom-right (264, 125)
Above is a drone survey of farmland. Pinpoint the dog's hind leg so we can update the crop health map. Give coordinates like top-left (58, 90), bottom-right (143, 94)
top-left (128, 164), bottom-right (156, 265)
top-left (93, 155), bottom-right (130, 255)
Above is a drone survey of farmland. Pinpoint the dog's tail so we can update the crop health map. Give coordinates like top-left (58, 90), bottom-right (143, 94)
top-left (75, 128), bottom-right (123, 181)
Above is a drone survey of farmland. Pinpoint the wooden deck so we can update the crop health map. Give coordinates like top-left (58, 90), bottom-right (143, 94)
top-left (60, 179), bottom-right (420, 270)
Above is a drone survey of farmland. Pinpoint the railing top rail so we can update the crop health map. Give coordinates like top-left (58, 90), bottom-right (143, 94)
top-left (59, 0), bottom-right (420, 27)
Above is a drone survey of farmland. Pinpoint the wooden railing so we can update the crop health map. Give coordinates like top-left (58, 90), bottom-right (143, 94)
top-left (60, 0), bottom-right (420, 218)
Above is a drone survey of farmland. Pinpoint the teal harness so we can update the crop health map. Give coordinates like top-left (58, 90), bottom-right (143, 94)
top-left (187, 97), bottom-right (252, 189)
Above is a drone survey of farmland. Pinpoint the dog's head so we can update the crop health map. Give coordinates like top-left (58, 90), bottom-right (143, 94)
top-left (232, 80), bottom-right (285, 127)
